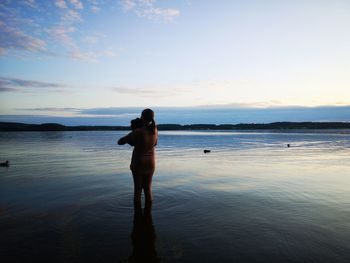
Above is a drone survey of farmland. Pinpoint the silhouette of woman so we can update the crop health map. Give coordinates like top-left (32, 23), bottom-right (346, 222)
top-left (118, 109), bottom-right (158, 206)
top-left (128, 202), bottom-right (160, 263)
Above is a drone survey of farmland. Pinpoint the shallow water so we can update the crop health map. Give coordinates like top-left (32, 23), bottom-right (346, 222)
top-left (1, 130), bottom-right (350, 262)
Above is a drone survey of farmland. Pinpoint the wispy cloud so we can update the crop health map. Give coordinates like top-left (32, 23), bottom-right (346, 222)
top-left (60, 8), bottom-right (83, 23)
top-left (197, 101), bottom-right (286, 109)
top-left (55, 0), bottom-right (84, 10)
top-left (88, 0), bottom-right (101, 12)
top-left (23, 0), bottom-right (37, 9)
top-left (17, 107), bottom-right (138, 115)
top-left (0, 87), bottom-right (18, 92)
top-left (46, 25), bottom-right (98, 61)
top-left (8, 105), bottom-right (350, 125)
top-left (55, 0), bottom-right (68, 9)
top-left (121, 0), bottom-right (137, 11)
top-left (11, 107), bottom-right (141, 119)
top-left (0, 20), bottom-right (46, 54)
top-left (69, 0), bottom-right (84, 10)
top-left (78, 107), bottom-right (141, 116)
top-left (91, 5), bottom-right (100, 12)
top-left (0, 77), bottom-right (67, 92)
top-left (141, 7), bottom-right (180, 20)
top-left (0, 0), bottom-right (177, 60)
top-left (47, 25), bottom-right (113, 61)
top-left (48, 25), bottom-right (76, 47)
top-left (49, 1), bottom-right (117, 61)
top-left (83, 35), bottom-right (100, 44)
top-left (110, 85), bottom-right (191, 97)
top-left (103, 50), bottom-right (117, 57)
top-left (121, 0), bottom-right (180, 21)
top-left (0, 1), bottom-right (114, 61)
top-left (69, 49), bottom-right (117, 61)
top-left (18, 107), bottom-right (80, 112)
top-left (112, 87), bottom-right (158, 94)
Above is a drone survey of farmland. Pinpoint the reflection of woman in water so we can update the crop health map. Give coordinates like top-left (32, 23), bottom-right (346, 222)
top-left (129, 202), bottom-right (159, 263)
top-left (118, 109), bottom-right (158, 206)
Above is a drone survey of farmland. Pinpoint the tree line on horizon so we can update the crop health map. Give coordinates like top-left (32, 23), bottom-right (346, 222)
top-left (1, 121), bottom-right (350, 132)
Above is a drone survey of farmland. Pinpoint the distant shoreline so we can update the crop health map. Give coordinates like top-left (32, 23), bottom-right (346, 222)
top-left (1, 121), bottom-right (350, 132)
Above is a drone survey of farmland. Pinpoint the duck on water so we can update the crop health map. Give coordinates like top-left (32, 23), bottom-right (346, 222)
top-left (1, 160), bottom-right (10, 167)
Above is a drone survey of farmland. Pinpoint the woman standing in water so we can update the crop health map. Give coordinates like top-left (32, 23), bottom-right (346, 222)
top-left (118, 109), bottom-right (158, 206)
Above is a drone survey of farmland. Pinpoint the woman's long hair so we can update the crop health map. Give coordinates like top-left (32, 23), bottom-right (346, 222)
top-left (141, 108), bottom-right (156, 135)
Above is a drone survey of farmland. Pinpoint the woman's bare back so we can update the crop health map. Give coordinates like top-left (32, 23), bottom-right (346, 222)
top-left (119, 127), bottom-right (158, 174)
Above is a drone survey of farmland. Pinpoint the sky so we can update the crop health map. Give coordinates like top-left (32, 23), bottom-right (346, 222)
top-left (0, 0), bottom-right (350, 125)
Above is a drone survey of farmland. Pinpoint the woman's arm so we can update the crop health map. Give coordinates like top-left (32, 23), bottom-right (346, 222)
top-left (117, 131), bottom-right (137, 146)
top-left (117, 136), bottom-right (128, 145)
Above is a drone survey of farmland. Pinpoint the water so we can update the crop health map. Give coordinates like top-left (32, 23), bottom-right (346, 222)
top-left (1, 130), bottom-right (350, 262)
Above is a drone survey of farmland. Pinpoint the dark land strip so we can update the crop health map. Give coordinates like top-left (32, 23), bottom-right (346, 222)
top-left (1, 122), bottom-right (350, 132)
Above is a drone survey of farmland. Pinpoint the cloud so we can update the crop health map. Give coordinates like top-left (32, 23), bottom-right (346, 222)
top-left (0, 21), bottom-right (46, 54)
top-left (6, 105), bottom-right (350, 125)
top-left (0, 0), bottom-right (178, 61)
top-left (110, 83), bottom-right (193, 98)
top-left (110, 86), bottom-right (190, 97)
top-left (61, 9), bottom-right (83, 23)
top-left (0, 77), bottom-right (67, 92)
top-left (121, 0), bottom-right (137, 11)
top-left (83, 36), bottom-right (99, 44)
top-left (55, 0), bottom-right (68, 9)
top-left (139, 0), bottom-right (156, 6)
top-left (47, 25), bottom-right (91, 61)
top-left (52, 2), bottom-right (113, 61)
top-left (0, 2), bottom-right (51, 56)
top-left (197, 101), bottom-right (286, 109)
top-left (112, 87), bottom-right (157, 94)
top-left (78, 107), bottom-right (141, 116)
top-left (69, 0), bottom-right (84, 10)
top-left (18, 107), bottom-right (80, 112)
top-left (139, 7), bottom-right (180, 20)
top-left (0, 114), bottom-right (138, 126)
top-left (45, 6), bottom-right (113, 61)
top-left (0, 0), bottom-right (87, 59)
top-left (81, 105), bottom-right (350, 124)
top-left (69, 50), bottom-right (96, 61)
top-left (48, 25), bottom-right (76, 47)
top-left (103, 50), bottom-right (117, 57)
top-left (47, 26), bottom-right (113, 61)
top-left (0, 87), bottom-right (18, 92)
top-left (23, 0), bottom-right (37, 8)
top-left (47, 0), bottom-right (85, 24)
top-left (69, 49), bottom-right (117, 61)
top-left (14, 107), bottom-right (141, 117)
top-left (88, 0), bottom-right (100, 12)
top-left (121, 0), bottom-right (180, 21)
top-left (91, 5), bottom-right (100, 12)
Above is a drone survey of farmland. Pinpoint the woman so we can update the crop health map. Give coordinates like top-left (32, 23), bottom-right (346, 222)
top-left (118, 109), bottom-right (158, 205)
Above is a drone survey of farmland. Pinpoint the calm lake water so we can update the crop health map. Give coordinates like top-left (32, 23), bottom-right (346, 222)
top-left (1, 130), bottom-right (350, 262)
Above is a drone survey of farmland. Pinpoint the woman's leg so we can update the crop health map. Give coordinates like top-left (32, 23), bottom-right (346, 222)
top-left (132, 172), bottom-right (143, 205)
top-left (142, 173), bottom-right (154, 203)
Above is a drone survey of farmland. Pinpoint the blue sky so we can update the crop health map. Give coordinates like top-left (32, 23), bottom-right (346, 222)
top-left (1, 0), bottom-right (350, 125)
